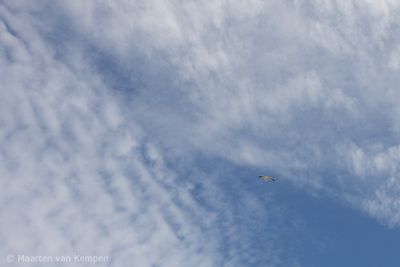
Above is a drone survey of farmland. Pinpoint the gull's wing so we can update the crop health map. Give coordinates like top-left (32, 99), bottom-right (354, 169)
top-left (259, 175), bottom-right (275, 182)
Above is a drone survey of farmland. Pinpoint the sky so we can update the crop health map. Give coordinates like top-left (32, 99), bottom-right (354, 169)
top-left (1, 1), bottom-right (400, 266)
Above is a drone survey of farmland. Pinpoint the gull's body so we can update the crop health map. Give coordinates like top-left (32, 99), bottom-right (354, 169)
top-left (259, 176), bottom-right (275, 182)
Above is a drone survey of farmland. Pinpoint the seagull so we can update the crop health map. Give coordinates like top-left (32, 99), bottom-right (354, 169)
top-left (259, 176), bottom-right (275, 182)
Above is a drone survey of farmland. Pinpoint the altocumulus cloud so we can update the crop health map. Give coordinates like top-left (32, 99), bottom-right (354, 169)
top-left (0, 1), bottom-right (285, 267)
top-left (2, 0), bottom-right (400, 266)
top-left (89, 0), bottom-right (400, 224)
top-left (55, 0), bottom-right (400, 225)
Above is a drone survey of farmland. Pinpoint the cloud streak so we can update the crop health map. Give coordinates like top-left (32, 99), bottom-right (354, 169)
top-left (2, 1), bottom-right (400, 266)
top-left (0, 2), bottom-right (286, 266)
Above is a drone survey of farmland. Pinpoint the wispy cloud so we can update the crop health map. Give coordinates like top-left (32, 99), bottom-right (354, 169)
top-left (0, 2), bottom-right (286, 266)
top-left (2, 1), bottom-right (400, 266)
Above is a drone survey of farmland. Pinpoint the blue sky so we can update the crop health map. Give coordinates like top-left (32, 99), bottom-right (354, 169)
top-left (1, 1), bottom-right (400, 266)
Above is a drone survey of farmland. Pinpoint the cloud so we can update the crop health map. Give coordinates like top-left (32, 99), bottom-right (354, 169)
top-left (66, 0), bottom-right (400, 226)
top-left (2, 0), bottom-right (400, 266)
top-left (0, 2), bottom-right (288, 266)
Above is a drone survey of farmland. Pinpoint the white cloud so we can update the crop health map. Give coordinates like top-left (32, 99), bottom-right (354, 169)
top-left (0, 2), bottom-right (287, 266)
top-left (3, 0), bottom-right (400, 266)
top-left (46, 0), bottom-right (400, 227)
top-left (84, 0), bottom-right (400, 226)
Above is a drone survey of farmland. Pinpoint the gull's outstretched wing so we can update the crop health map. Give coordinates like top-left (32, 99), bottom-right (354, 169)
top-left (259, 176), bottom-right (275, 182)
